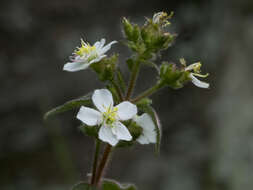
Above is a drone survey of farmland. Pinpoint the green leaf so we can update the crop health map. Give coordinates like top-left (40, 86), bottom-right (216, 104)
top-left (102, 179), bottom-right (137, 190)
top-left (44, 93), bottom-right (92, 121)
top-left (72, 182), bottom-right (96, 190)
top-left (137, 104), bottom-right (162, 154)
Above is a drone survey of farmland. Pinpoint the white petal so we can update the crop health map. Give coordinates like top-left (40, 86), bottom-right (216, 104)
top-left (111, 121), bottom-right (132, 141)
top-left (93, 41), bottom-right (101, 49)
top-left (135, 113), bottom-right (156, 144)
top-left (89, 55), bottom-right (107, 65)
top-left (190, 74), bottom-right (209, 88)
top-left (99, 125), bottom-right (118, 146)
top-left (92, 89), bottom-right (114, 112)
top-left (116, 101), bottom-right (137, 121)
top-left (99, 38), bottom-right (106, 48)
top-left (63, 61), bottom-right (90, 72)
top-left (76, 106), bottom-right (102, 126)
top-left (98, 41), bottom-right (117, 55)
top-left (137, 135), bottom-right (150, 144)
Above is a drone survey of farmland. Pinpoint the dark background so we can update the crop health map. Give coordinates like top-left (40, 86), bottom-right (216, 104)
top-left (1, 0), bottom-right (253, 189)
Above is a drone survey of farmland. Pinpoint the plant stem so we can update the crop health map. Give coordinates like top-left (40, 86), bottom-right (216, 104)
top-left (125, 60), bottom-right (141, 100)
top-left (116, 69), bottom-right (126, 93)
top-left (131, 81), bottom-right (164, 103)
top-left (94, 144), bottom-right (113, 187)
top-left (90, 139), bottom-right (101, 185)
top-left (111, 80), bottom-right (124, 101)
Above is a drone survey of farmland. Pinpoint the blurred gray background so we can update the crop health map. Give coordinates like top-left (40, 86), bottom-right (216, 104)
top-left (1, 0), bottom-right (253, 189)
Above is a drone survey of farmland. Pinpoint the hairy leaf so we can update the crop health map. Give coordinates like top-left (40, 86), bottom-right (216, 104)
top-left (44, 93), bottom-right (92, 121)
top-left (72, 182), bottom-right (96, 190)
top-left (102, 179), bottom-right (136, 190)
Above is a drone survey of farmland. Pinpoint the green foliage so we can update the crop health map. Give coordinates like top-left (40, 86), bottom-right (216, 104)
top-left (44, 93), bottom-right (92, 121)
top-left (122, 17), bottom-right (141, 44)
top-left (159, 62), bottom-right (190, 89)
top-left (90, 54), bottom-right (118, 82)
top-left (135, 98), bottom-right (152, 110)
top-left (102, 179), bottom-right (137, 190)
top-left (116, 120), bottom-right (143, 148)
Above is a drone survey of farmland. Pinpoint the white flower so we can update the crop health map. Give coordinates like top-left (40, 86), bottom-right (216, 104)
top-left (77, 89), bottom-right (137, 146)
top-left (181, 59), bottom-right (209, 89)
top-left (133, 113), bottom-right (156, 144)
top-left (152, 11), bottom-right (172, 26)
top-left (63, 38), bottom-right (117, 72)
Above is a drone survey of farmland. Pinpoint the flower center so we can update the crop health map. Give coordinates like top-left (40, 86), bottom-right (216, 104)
top-left (102, 106), bottom-right (118, 126)
top-left (75, 39), bottom-right (97, 57)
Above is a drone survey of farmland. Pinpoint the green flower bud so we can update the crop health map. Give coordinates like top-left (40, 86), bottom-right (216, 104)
top-left (122, 17), bottom-right (140, 43)
top-left (159, 62), bottom-right (190, 89)
top-left (90, 54), bottom-right (118, 81)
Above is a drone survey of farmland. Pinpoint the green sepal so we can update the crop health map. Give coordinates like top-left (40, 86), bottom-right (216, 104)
top-left (90, 54), bottom-right (118, 82)
top-left (126, 58), bottom-right (134, 71)
top-left (159, 62), bottom-right (190, 89)
top-left (137, 104), bottom-right (162, 154)
top-left (79, 124), bottom-right (98, 138)
top-left (72, 182), bottom-right (97, 190)
top-left (44, 93), bottom-right (92, 121)
top-left (135, 97), bottom-right (152, 110)
top-left (102, 179), bottom-right (137, 190)
top-left (116, 120), bottom-right (143, 148)
top-left (122, 18), bottom-right (140, 43)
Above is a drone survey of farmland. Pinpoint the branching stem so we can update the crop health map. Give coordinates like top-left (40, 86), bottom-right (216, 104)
top-left (94, 144), bottom-right (113, 187)
top-left (125, 60), bottom-right (141, 100)
top-left (90, 139), bottom-right (101, 185)
top-left (131, 81), bottom-right (164, 103)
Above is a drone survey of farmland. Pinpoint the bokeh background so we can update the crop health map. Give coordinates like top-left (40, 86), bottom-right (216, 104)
top-left (1, 0), bottom-right (253, 189)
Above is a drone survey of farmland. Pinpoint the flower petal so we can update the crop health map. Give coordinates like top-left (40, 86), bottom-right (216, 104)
top-left (116, 101), bottom-right (137, 121)
top-left (76, 106), bottom-right (102, 126)
top-left (92, 89), bottom-right (114, 112)
top-left (89, 55), bottom-right (107, 65)
top-left (136, 135), bottom-right (150, 144)
top-left (99, 125), bottom-right (118, 146)
top-left (63, 61), bottom-right (90, 72)
top-left (134, 113), bottom-right (156, 144)
top-left (111, 121), bottom-right (132, 141)
top-left (190, 74), bottom-right (209, 89)
top-left (98, 41), bottom-right (117, 55)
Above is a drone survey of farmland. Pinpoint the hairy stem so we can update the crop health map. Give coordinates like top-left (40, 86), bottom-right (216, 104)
top-left (116, 69), bottom-right (127, 93)
top-left (90, 139), bottom-right (101, 185)
top-left (95, 144), bottom-right (112, 187)
top-left (125, 60), bottom-right (141, 100)
top-left (111, 80), bottom-right (124, 101)
top-left (131, 81), bottom-right (164, 103)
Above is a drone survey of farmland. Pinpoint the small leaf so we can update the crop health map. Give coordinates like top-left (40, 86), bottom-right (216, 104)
top-left (44, 93), bottom-right (92, 121)
top-left (102, 179), bottom-right (137, 190)
top-left (137, 104), bottom-right (162, 154)
top-left (72, 182), bottom-right (96, 190)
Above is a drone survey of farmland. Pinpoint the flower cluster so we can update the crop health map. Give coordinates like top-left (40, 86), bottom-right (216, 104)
top-left (44, 11), bottom-right (210, 189)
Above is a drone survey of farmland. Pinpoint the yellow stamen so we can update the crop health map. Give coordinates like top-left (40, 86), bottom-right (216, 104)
top-left (102, 105), bottom-right (118, 125)
top-left (75, 39), bottom-right (96, 56)
top-left (179, 58), bottom-right (186, 67)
